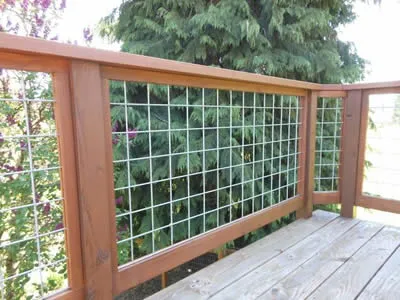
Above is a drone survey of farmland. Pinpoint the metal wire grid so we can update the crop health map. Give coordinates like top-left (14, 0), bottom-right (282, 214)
top-left (314, 97), bottom-right (343, 192)
top-left (363, 94), bottom-right (400, 200)
top-left (109, 81), bottom-right (302, 266)
top-left (0, 71), bottom-right (67, 299)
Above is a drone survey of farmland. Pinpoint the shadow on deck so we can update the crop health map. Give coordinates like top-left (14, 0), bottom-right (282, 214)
top-left (148, 210), bottom-right (400, 300)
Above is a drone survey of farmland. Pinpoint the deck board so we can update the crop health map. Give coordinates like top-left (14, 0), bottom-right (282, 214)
top-left (146, 210), bottom-right (400, 300)
top-left (308, 226), bottom-right (400, 300)
top-left (210, 217), bottom-right (358, 300)
top-left (146, 210), bottom-right (337, 300)
top-left (358, 244), bottom-right (400, 300)
top-left (258, 221), bottom-right (383, 299)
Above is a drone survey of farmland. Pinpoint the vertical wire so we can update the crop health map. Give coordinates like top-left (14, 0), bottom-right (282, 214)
top-left (271, 95), bottom-right (275, 204)
top-left (262, 94), bottom-right (266, 208)
top-left (294, 97), bottom-right (299, 196)
top-left (22, 80), bottom-right (44, 297)
top-left (287, 96), bottom-right (291, 200)
top-left (167, 86), bottom-right (174, 245)
top-left (241, 92), bottom-right (245, 217)
top-left (279, 96), bottom-right (283, 203)
top-left (147, 84), bottom-right (155, 253)
top-left (318, 98), bottom-right (326, 191)
top-left (202, 88), bottom-right (206, 232)
top-left (216, 90), bottom-right (220, 227)
top-left (229, 91), bottom-right (233, 222)
top-left (186, 87), bottom-right (191, 238)
top-left (123, 81), bottom-right (134, 260)
top-left (332, 98), bottom-right (340, 190)
top-left (252, 93), bottom-right (256, 213)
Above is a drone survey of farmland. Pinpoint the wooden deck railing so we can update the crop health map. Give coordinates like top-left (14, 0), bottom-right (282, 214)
top-left (0, 33), bottom-right (400, 299)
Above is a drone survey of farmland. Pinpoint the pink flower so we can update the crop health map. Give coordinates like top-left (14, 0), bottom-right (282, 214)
top-left (55, 222), bottom-right (64, 230)
top-left (35, 192), bottom-right (41, 203)
top-left (20, 140), bottom-right (27, 150)
top-left (115, 196), bottom-right (123, 206)
top-left (43, 202), bottom-right (51, 215)
top-left (112, 135), bottom-right (119, 145)
top-left (21, 0), bottom-right (28, 11)
top-left (83, 27), bottom-right (93, 43)
top-left (112, 121), bottom-right (119, 132)
top-left (6, 115), bottom-right (16, 125)
top-left (40, 0), bottom-right (51, 9)
top-left (60, 0), bottom-right (66, 9)
top-left (128, 128), bottom-right (137, 139)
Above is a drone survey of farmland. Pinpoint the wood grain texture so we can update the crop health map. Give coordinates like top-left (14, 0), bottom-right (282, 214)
top-left (116, 196), bottom-right (303, 294)
top-left (259, 221), bottom-right (383, 300)
top-left (358, 245), bottom-right (400, 300)
top-left (52, 71), bottom-right (84, 294)
top-left (355, 92), bottom-right (369, 201)
top-left (0, 51), bottom-right (67, 72)
top-left (0, 34), bottom-right (319, 91)
top-left (296, 91), bottom-right (317, 218)
top-left (313, 192), bottom-right (340, 204)
top-left (316, 90), bottom-right (347, 98)
top-left (357, 195), bottom-right (400, 214)
top-left (340, 90), bottom-right (363, 218)
top-left (210, 216), bottom-right (359, 300)
top-left (146, 210), bottom-right (338, 300)
top-left (101, 67), bottom-right (307, 96)
top-left (69, 61), bottom-right (114, 298)
top-left (308, 226), bottom-right (400, 300)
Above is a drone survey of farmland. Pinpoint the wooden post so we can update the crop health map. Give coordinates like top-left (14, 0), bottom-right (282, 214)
top-left (69, 61), bottom-right (115, 298)
top-left (52, 70), bottom-right (84, 296)
top-left (161, 272), bottom-right (168, 289)
top-left (297, 91), bottom-right (318, 218)
top-left (340, 90), bottom-right (363, 218)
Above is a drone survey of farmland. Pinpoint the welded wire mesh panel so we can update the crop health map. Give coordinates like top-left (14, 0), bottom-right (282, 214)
top-left (363, 94), bottom-right (400, 200)
top-left (314, 97), bottom-right (343, 192)
top-left (109, 81), bottom-right (302, 266)
top-left (0, 70), bottom-right (67, 299)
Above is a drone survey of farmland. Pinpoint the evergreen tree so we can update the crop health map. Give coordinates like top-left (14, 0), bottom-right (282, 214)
top-left (99, 0), bottom-right (366, 261)
top-left (100, 0), bottom-right (365, 83)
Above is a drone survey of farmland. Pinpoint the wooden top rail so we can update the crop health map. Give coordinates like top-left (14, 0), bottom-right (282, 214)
top-left (0, 33), bottom-right (317, 91)
top-left (1, 33), bottom-right (399, 94)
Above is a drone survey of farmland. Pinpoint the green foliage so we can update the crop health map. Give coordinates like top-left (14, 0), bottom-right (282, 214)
top-left (101, 0), bottom-right (367, 258)
top-left (0, 72), bottom-right (66, 299)
top-left (111, 83), bottom-right (300, 263)
top-left (100, 0), bottom-right (365, 83)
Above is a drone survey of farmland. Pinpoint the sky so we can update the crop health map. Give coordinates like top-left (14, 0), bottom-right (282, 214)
top-left (57, 0), bottom-right (400, 83)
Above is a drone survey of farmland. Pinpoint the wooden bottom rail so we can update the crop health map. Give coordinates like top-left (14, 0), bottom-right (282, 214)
top-left (357, 195), bottom-right (400, 215)
top-left (114, 196), bottom-right (303, 295)
top-left (313, 192), bottom-right (340, 205)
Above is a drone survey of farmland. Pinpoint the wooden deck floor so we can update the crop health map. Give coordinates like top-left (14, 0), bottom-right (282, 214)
top-left (147, 210), bottom-right (400, 300)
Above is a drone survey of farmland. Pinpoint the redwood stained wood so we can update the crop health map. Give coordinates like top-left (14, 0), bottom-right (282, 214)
top-left (69, 61), bottom-right (114, 298)
top-left (297, 91), bottom-right (317, 218)
top-left (313, 192), bottom-right (340, 204)
top-left (340, 90), bottom-right (363, 218)
top-left (101, 66), bottom-right (307, 96)
top-left (355, 92), bottom-right (369, 202)
top-left (52, 71), bottom-right (84, 293)
top-left (0, 34), bottom-right (318, 90)
top-left (357, 195), bottom-right (400, 214)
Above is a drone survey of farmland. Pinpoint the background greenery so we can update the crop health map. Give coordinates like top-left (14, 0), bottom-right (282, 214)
top-left (100, 0), bottom-right (366, 260)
